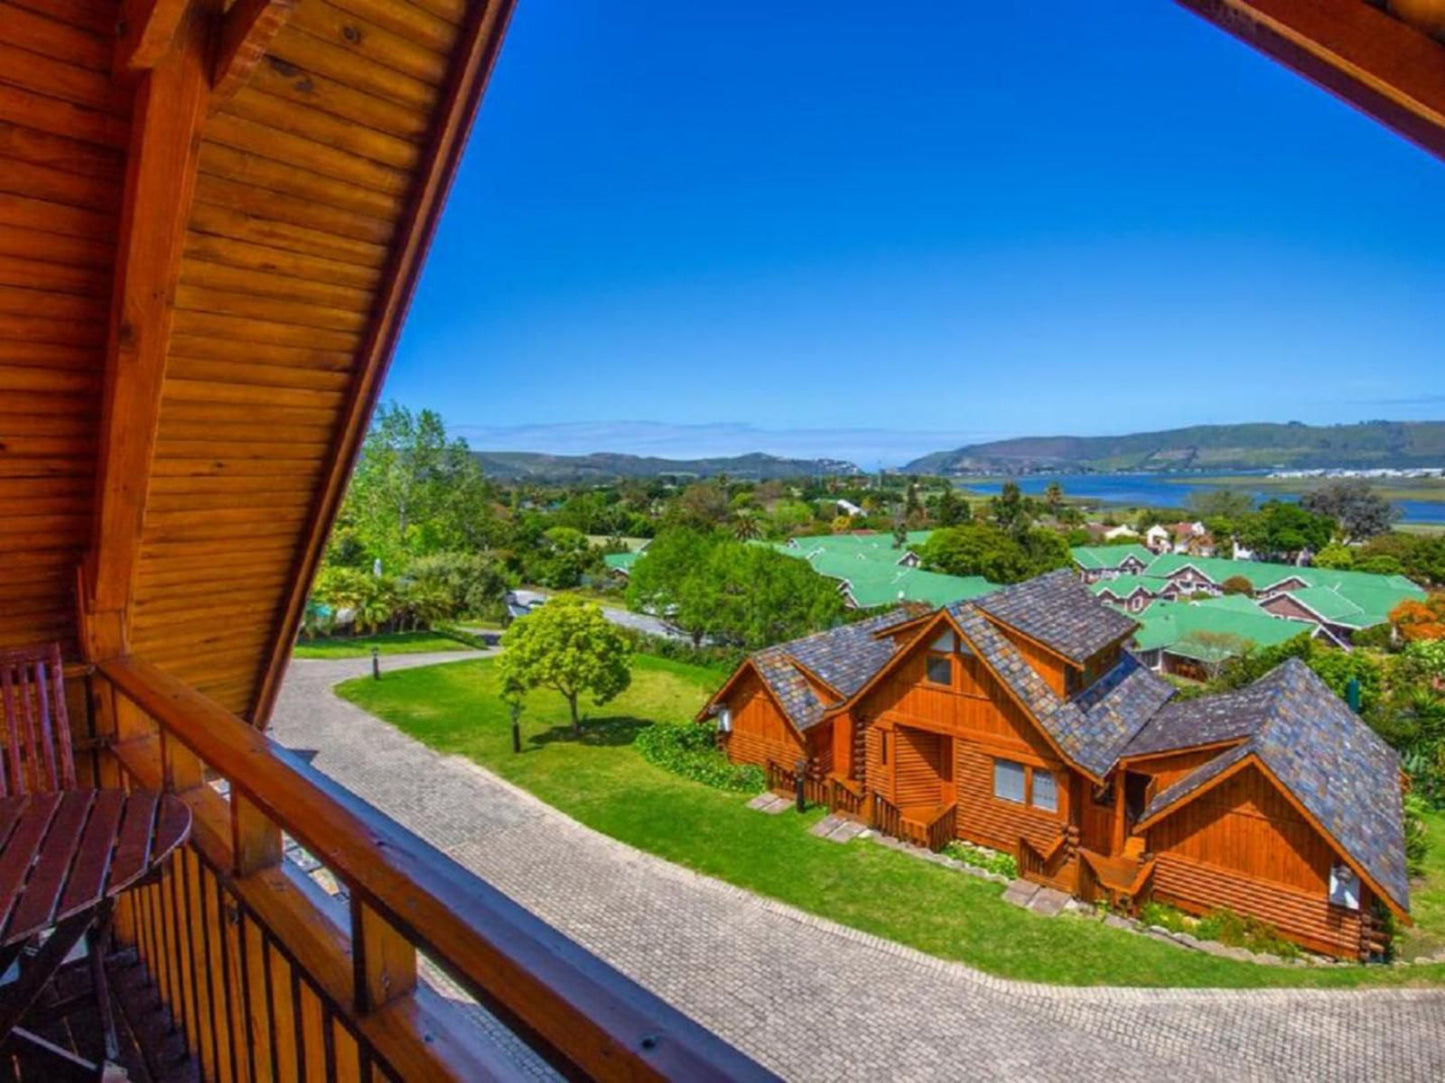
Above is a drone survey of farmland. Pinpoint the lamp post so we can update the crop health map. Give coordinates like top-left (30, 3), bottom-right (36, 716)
top-left (794, 758), bottom-right (807, 813)
top-left (371, 646), bottom-right (380, 680)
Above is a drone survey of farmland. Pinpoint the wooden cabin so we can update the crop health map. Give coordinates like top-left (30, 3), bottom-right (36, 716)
top-left (0, 0), bottom-right (770, 1077)
top-left (1, 0), bottom-right (1442, 1073)
top-left (701, 571), bottom-right (1411, 958)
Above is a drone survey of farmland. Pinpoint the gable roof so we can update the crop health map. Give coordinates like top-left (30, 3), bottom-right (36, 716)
top-left (720, 609), bottom-right (913, 732)
top-left (1071, 544), bottom-right (1153, 571)
top-left (1136, 659), bottom-right (1409, 914)
top-left (966, 569), bottom-right (1138, 664)
top-left (1089, 574), bottom-right (1156, 599)
top-left (948, 604), bottom-right (1171, 780)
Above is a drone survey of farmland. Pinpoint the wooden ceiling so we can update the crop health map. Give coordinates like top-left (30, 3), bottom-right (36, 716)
top-left (0, 0), bottom-right (1438, 727)
top-left (1, 0), bottom-right (513, 723)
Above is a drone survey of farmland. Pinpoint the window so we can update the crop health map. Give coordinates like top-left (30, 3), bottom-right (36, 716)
top-left (993, 759), bottom-right (1026, 804)
top-left (1329, 864), bottom-right (1361, 910)
top-left (717, 707), bottom-right (732, 733)
top-left (930, 629), bottom-right (955, 653)
top-left (880, 731), bottom-right (889, 766)
top-left (1031, 770), bottom-right (1058, 812)
top-left (925, 653), bottom-right (952, 686)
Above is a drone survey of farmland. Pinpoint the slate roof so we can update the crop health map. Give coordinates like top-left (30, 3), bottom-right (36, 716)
top-left (942, 603), bottom-right (1169, 777)
top-left (747, 609), bottom-right (911, 731)
top-left (1137, 659), bottom-right (1409, 911)
top-left (966, 569), bottom-right (1138, 664)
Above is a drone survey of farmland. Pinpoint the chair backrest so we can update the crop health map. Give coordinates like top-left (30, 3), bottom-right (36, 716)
top-left (0, 643), bottom-right (76, 795)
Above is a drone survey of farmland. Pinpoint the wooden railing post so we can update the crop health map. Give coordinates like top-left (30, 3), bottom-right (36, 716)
top-left (231, 792), bottom-right (281, 877)
top-left (162, 730), bottom-right (204, 793)
top-left (352, 898), bottom-right (418, 1016)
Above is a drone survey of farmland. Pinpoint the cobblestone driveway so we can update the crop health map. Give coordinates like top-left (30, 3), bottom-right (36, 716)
top-left (269, 654), bottom-right (1445, 1082)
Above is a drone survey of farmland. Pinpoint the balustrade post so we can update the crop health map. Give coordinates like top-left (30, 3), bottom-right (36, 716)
top-left (352, 898), bottom-right (418, 1015)
top-left (232, 792), bottom-right (282, 877)
top-left (162, 730), bottom-right (204, 793)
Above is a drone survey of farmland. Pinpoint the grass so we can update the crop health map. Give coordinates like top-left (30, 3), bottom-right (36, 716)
top-left (293, 630), bottom-right (474, 659)
top-left (337, 655), bottom-right (1445, 989)
top-left (1400, 809), bottom-right (1445, 961)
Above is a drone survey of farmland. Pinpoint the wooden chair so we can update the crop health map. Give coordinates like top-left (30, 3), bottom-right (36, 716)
top-left (0, 643), bottom-right (77, 797)
top-left (0, 644), bottom-right (119, 1064)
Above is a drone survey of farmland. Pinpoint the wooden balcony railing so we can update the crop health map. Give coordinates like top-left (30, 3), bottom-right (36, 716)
top-left (94, 655), bottom-right (773, 1082)
top-left (764, 759), bottom-right (828, 807)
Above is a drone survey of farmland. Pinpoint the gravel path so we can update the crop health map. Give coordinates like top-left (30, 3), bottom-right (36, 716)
top-left (269, 653), bottom-right (1445, 1082)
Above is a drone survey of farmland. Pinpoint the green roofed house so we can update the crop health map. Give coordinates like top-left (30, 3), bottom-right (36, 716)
top-left (1089, 574), bottom-right (1157, 614)
top-left (1125, 597), bottom-right (1319, 677)
top-left (789, 542), bottom-right (995, 609)
top-left (1070, 544), bottom-right (1154, 583)
top-left (603, 550), bottom-right (642, 576)
top-left (1135, 553), bottom-right (1424, 643)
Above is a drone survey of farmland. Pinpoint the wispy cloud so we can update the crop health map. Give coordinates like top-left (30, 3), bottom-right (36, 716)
top-left (450, 420), bottom-right (991, 469)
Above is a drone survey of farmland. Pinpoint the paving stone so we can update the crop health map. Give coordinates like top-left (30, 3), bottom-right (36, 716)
top-left (809, 816), bottom-right (843, 838)
top-left (1026, 887), bottom-right (1071, 917)
top-left (1001, 879), bottom-right (1041, 908)
top-left (745, 793), bottom-right (777, 810)
top-left (825, 820), bottom-right (865, 843)
top-left (267, 654), bottom-right (1445, 1083)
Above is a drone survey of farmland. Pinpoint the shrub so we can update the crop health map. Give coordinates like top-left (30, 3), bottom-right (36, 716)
top-left (942, 841), bottom-right (1018, 879)
top-left (1138, 900), bottom-right (1194, 934)
top-left (1221, 575), bottom-right (1254, 596)
top-left (1404, 792), bottom-right (1432, 876)
top-left (614, 627), bottom-right (747, 673)
top-left (634, 723), bottom-right (765, 794)
top-left (1195, 907), bottom-right (1300, 959)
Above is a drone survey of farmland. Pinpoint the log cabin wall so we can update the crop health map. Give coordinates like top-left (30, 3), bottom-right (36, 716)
top-left (1144, 763), bottom-right (1364, 955)
top-left (0, 0), bottom-right (129, 660)
top-left (717, 668), bottom-right (805, 770)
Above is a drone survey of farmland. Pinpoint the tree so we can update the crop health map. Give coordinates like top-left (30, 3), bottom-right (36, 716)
top-left (932, 487), bottom-right (971, 527)
top-left (1312, 543), bottom-right (1356, 570)
top-left (669, 482), bottom-right (730, 529)
top-left (1220, 575), bottom-right (1253, 596)
top-left (1237, 501), bottom-right (1332, 560)
top-left (498, 598), bottom-right (632, 735)
top-left (1301, 480), bottom-right (1398, 541)
top-left (1177, 631), bottom-right (1256, 682)
top-left (1043, 481), bottom-right (1064, 519)
top-left (1357, 554), bottom-right (1404, 576)
top-left (342, 402), bottom-right (491, 571)
top-left (1392, 595), bottom-right (1445, 642)
top-left (990, 482), bottom-right (1030, 537)
top-left (731, 508), bottom-right (762, 541)
top-left (918, 524), bottom-right (1070, 584)
top-left (692, 544), bottom-right (844, 648)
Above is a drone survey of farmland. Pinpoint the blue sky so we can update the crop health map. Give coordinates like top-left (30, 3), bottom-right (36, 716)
top-left (383, 1), bottom-right (1444, 468)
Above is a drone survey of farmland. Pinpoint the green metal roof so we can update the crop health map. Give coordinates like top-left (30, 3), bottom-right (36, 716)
top-left (1071, 544), bottom-right (1153, 571)
top-left (1089, 574), bottom-right (1155, 597)
top-left (603, 551), bottom-right (640, 572)
top-left (1130, 600), bottom-right (1314, 662)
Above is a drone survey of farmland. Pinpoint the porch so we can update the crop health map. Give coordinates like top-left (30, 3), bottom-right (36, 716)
top-left (4, 655), bottom-right (769, 1082)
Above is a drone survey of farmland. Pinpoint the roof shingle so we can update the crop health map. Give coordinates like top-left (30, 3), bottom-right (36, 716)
top-left (965, 568), bottom-right (1138, 663)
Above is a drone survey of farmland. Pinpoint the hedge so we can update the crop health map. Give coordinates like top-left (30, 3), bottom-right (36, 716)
top-left (634, 722), bottom-right (765, 793)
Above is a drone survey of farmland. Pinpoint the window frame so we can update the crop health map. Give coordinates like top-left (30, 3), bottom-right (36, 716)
top-left (1030, 769), bottom-right (1058, 813)
top-left (993, 758), bottom-right (1026, 805)
top-left (924, 651), bottom-right (953, 688)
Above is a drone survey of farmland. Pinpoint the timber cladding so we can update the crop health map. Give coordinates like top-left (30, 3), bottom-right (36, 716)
top-left (0, 0), bottom-right (125, 659)
top-left (718, 669), bottom-right (805, 770)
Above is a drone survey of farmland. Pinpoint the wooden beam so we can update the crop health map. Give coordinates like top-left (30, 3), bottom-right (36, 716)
top-left (85, 1), bottom-right (216, 661)
top-left (250, 0), bottom-right (519, 727)
top-left (115, 0), bottom-right (192, 74)
top-left (211, 0), bottom-right (298, 108)
top-left (1173, 0), bottom-right (1445, 162)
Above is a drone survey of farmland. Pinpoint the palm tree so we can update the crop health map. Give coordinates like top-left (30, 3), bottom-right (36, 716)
top-left (732, 509), bottom-right (761, 541)
top-left (1044, 481), bottom-right (1064, 518)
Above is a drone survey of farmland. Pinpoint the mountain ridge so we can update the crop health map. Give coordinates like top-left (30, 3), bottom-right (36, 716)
top-left (472, 450), bottom-right (862, 481)
top-left (905, 420), bottom-right (1445, 475)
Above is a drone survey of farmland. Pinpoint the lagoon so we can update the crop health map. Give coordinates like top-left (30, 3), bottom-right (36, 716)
top-left (955, 473), bottom-right (1445, 525)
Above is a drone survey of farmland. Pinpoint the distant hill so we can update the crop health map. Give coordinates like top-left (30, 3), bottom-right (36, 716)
top-left (472, 450), bottom-right (862, 481)
top-left (906, 421), bottom-right (1445, 475)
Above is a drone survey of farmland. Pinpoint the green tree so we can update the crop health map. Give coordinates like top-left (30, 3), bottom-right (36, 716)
top-left (932, 486), bottom-right (971, 527)
top-left (990, 482), bottom-right (1030, 537)
top-left (693, 543), bottom-right (844, 648)
top-left (1238, 501), bottom-right (1333, 560)
top-left (625, 529), bottom-right (719, 623)
top-left (919, 524), bottom-right (1069, 584)
top-left (1312, 543), bottom-right (1356, 570)
top-left (1301, 480), bottom-right (1398, 541)
top-left (1220, 575), bottom-right (1254, 596)
top-left (1043, 481), bottom-right (1064, 519)
top-left (498, 598), bottom-right (632, 735)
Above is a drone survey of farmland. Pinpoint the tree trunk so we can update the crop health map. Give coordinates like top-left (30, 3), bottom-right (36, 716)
top-left (567, 691), bottom-right (580, 736)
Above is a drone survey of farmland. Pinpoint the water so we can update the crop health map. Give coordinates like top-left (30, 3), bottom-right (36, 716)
top-left (956, 473), bottom-right (1445, 525)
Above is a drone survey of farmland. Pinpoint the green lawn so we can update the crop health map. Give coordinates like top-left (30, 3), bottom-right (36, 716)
top-left (337, 655), bottom-right (1445, 988)
top-left (293, 631), bottom-right (474, 659)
